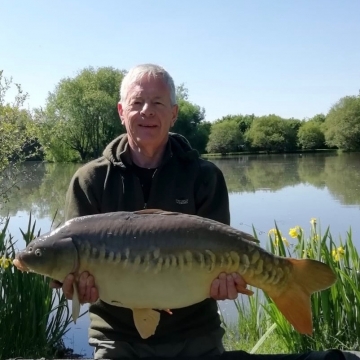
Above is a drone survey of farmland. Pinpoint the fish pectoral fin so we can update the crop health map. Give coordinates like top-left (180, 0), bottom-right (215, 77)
top-left (71, 282), bottom-right (81, 324)
top-left (132, 309), bottom-right (160, 339)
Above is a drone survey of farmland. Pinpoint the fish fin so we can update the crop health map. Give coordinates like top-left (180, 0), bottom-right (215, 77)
top-left (71, 282), bottom-right (81, 324)
top-left (134, 209), bottom-right (180, 216)
top-left (132, 308), bottom-right (160, 339)
top-left (267, 258), bottom-right (336, 334)
top-left (240, 232), bottom-right (260, 244)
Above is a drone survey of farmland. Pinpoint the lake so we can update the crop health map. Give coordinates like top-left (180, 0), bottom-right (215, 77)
top-left (2, 152), bottom-right (360, 357)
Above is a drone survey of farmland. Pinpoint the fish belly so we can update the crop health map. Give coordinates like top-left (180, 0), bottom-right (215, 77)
top-left (82, 261), bottom-right (220, 310)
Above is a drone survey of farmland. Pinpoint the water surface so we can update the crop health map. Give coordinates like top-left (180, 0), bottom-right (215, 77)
top-left (2, 152), bottom-right (359, 357)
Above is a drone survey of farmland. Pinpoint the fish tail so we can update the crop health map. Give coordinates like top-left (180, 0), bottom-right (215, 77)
top-left (266, 258), bottom-right (336, 334)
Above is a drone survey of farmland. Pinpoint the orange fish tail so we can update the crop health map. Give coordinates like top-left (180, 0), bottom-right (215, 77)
top-left (266, 258), bottom-right (336, 335)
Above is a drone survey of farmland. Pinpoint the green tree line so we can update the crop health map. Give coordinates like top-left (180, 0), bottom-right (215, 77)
top-left (1, 66), bottom-right (360, 171)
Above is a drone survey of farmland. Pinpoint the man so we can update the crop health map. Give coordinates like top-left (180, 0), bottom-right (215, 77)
top-left (53, 63), bottom-right (250, 359)
top-left (52, 64), bottom-right (351, 360)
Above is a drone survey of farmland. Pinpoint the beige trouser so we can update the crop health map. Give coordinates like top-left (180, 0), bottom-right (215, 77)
top-left (89, 328), bottom-right (225, 359)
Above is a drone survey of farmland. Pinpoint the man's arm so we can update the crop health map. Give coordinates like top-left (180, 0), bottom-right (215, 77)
top-left (195, 161), bottom-right (230, 225)
top-left (64, 166), bottom-right (101, 221)
top-left (51, 167), bottom-right (101, 303)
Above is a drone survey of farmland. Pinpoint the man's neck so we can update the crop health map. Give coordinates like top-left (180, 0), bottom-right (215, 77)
top-left (128, 140), bottom-right (168, 168)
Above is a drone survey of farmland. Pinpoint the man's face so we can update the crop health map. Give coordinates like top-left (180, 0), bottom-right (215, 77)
top-left (118, 75), bottom-right (178, 150)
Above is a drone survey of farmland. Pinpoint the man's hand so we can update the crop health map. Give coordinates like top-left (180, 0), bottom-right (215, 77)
top-left (210, 272), bottom-right (254, 300)
top-left (50, 271), bottom-right (99, 304)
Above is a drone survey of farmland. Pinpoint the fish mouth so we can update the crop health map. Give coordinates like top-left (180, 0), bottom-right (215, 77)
top-left (13, 258), bottom-right (30, 272)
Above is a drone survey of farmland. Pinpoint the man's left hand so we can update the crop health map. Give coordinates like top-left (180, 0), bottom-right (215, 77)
top-left (210, 272), bottom-right (254, 300)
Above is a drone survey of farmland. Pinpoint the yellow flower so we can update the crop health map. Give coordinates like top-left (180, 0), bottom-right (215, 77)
top-left (310, 218), bottom-right (317, 225)
top-left (268, 228), bottom-right (277, 236)
top-left (273, 235), bottom-right (290, 247)
top-left (289, 226), bottom-right (301, 238)
top-left (332, 246), bottom-right (345, 262)
top-left (0, 256), bottom-right (12, 269)
top-left (312, 234), bottom-right (320, 242)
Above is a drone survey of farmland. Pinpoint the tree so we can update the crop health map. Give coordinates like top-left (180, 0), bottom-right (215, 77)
top-left (41, 66), bottom-right (126, 161)
top-left (246, 115), bottom-right (298, 152)
top-left (216, 114), bottom-right (255, 134)
top-left (172, 85), bottom-right (210, 154)
top-left (298, 115), bottom-right (325, 150)
top-left (206, 119), bottom-right (244, 154)
top-left (323, 95), bottom-right (360, 150)
top-left (0, 70), bottom-right (39, 203)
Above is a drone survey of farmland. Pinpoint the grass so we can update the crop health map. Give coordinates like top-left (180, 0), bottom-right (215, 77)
top-left (221, 219), bottom-right (360, 354)
top-left (220, 291), bottom-right (287, 354)
top-left (0, 214), bottom-right (73, 359)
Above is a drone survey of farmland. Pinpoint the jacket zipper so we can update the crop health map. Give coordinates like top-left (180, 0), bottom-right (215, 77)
top-left (143, 168), bottom-right (159, 209)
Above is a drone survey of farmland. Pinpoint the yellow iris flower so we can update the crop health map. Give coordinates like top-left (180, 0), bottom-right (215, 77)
top-left (273, 235), bottom-right (289, 247)
top-left (332, 247), bottom-right (345, 262)
top-left (289, 226), bottom-right (301, 238)
top-left (0, 256), bottom-right (13, 269)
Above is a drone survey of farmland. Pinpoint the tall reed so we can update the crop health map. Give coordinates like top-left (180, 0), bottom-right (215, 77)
top-left (263, 220), bottom-right (360, 352)
top-left (0, 214), bottom-right (73, 359)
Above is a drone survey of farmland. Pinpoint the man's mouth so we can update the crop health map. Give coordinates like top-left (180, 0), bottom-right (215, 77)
top-left (139, 124), bottom-right (157, 128)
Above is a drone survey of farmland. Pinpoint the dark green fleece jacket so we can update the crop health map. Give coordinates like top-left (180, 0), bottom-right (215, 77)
top-left (64, 132), bottom-right (230, 344)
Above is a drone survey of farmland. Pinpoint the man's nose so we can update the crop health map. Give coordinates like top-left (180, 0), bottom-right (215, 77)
top-left (140, 102), bottom-right (155, 116)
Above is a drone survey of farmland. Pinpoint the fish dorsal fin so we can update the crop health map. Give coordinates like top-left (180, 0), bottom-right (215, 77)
top-left (71, 282), bottom-right (81, 324)
top-left (132, 308), bottom-right (160, 339)
top-left (134, 209), bottom-right (180, 216)
top-left (240, 231), bottom-right (260, 244)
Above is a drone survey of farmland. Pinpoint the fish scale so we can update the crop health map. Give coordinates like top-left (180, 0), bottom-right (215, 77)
top-left (13, 209), bottom-right (337, 339)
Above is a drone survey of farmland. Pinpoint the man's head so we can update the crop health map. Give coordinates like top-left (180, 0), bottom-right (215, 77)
top-left (118, 64), bottom-right (179, 153)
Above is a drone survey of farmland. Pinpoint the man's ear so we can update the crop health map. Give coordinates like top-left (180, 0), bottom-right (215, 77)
top-left (118, 102), bottom-right (125, 124)
top-left (171, 104), bottom-right (179, 127)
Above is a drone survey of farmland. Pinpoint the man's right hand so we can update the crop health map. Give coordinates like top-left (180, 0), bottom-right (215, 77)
top-left (50, 271), bottom-right (99, 304)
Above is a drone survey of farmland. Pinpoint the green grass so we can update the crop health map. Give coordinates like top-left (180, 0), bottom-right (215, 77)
top-left (0, 214), bottom-right (73, 359)
top-left (221, 220), bottom-right (360, 354)
top-left (220, 292), bottom-right (287, 354)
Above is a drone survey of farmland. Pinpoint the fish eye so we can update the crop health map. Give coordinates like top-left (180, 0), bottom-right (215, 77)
top-left (28, 247), bottom-right (33, 252)
top-left (35, 249), bottom-right (42, 257)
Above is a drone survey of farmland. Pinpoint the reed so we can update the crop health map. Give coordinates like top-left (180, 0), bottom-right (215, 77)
top-left (263, 220), bottom-right (360, 352)
top-left (0, 214), bottom-right (73, 359)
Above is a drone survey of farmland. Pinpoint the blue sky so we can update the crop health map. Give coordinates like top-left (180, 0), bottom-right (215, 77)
top-left (1, 0), bottom-right (359, 122)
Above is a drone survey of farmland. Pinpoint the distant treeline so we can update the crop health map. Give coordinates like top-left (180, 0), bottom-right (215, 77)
top-left (1, 67), bottom-right (360, 165)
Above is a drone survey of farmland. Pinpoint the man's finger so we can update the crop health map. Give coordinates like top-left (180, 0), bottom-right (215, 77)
top-left (62, 274), bottom-right (74, 299)
top-left (85, 275), bottom-right (95, 303)
top-left (232, 273), bottom-right (254, 295)
top-left (90, 287), bottom-right (99, 303)
top-left (232, 273), bottom-right (246, 285)
top-left (79, 271), bottom-right (89, 301)
top-left (50, 280), bottom-right (62, 289)
top-left (210, 278), bottom-right (220, 299)
top-left (226, 275), bottom-right (238, 300)
top-left (218, 273), bottom-right (227, 300)
top-left (235, 285), bottom-right (254, 296)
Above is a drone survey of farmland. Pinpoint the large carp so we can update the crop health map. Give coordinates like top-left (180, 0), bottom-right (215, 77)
top-left (13, 209), bottom-right (336, 339)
